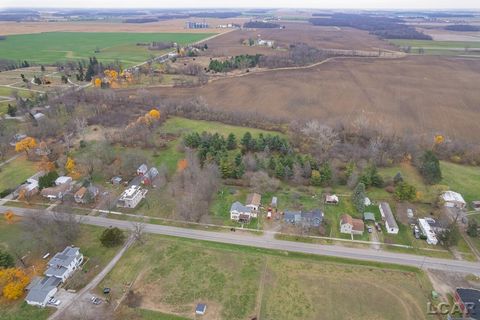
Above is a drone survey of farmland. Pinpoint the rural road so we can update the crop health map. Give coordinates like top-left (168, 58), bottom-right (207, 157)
top-left (3, 205), bottom-right (480, 275)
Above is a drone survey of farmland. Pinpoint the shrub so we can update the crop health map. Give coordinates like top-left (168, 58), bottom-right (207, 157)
top-left (100, 227), bottom-right (125, 247)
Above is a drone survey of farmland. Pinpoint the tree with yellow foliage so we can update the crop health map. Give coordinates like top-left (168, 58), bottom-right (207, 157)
top-left (65, 157), bottom-right (76, 174)
top-left (15, 137), bottom-right (36, 155)
top-left (0, 268), bottom-right (30, 300)
top-left (94, 78), bottom-right (102, 88)
top-left (148, 109), bottom-right (161, 119)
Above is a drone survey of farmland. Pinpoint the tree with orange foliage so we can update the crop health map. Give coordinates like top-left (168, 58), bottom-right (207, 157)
top-left (4, 211), bottom-right (14, 224)
top-left (177, 159), bottom-right (188, 171)
top-left (15, 137), bottom-right (36, 155)
top-left (94, 78), bottom-right (102, 88)
top-left (148, 109), bottom-right (161, 120)
top-left (0, 268), bottom-right (30, 300)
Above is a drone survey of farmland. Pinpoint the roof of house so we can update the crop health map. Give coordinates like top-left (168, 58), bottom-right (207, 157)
top-left (75, 187), bottom-right (87, 198)
top-left (442, 191), bottom-right (466, 204)
top-left (456, 288), bottom-right (480, 317)
top-left (363, 212), bottom-right (376, 221)
top-left (302, 209), bottom-right (324, 227)
top-left (48, 247), bottom-right (80, 268)
top-left (325, 194), bottom-right (339, 202)
top-left (340, 213), bottom-right (353, 226)
top-left (284, 210), bottom-right (302, 223)
top-left (55, 176), bottom-right (72, 185)
top-left (379, 202), bottom-right (399, 230)
top-left (40, 184), bottom-right (71, 197)
top-left (87, 185), bottom-right (99, 196)
top-left (137, 164), bottom-right (148, 173)
top-left (352, 218), bottom-right (365, 232)
top-left (246, 193), bottom-right (261, 206)
top-left (146, 167), bottom-right (159, 179)
top-left (230, 201), bottom-right (252, 213)
top-left (25, 276), bottom-right (60, 304)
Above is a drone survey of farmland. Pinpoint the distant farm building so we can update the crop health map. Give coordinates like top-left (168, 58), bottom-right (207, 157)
top-left (186, 21), bottom-right (209, 29)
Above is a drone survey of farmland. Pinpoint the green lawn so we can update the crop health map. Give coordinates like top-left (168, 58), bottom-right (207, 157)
top-left (102, 234), bottom-right (432, 320)
top-left (0, 32), bottom-right (214, 66)
top-left (390, 39), bottom-right (480, 56)
top-left (440, 161), bottom-right (480, 205)
top-left (0, 156), bottom-right (37, 193)
top-left (159, 116), bottom-right (286, 138)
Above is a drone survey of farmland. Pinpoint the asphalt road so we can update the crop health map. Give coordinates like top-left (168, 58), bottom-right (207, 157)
top-left (3, 205), bottom-right (480, 275)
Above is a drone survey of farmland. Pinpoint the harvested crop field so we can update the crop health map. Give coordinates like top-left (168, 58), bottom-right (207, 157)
top-left (0, 18), bottom-right (245, 35)
top-left (203, 22), bottom-right (396, 56)
top-left (138, 55), bottom-right (480, 142)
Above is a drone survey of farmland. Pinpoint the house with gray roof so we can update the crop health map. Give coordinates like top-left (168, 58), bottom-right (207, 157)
top-left (230, 201), bottom-right (253, 222)
top-left (25, 276), bottom-right (61, 307)
top-left (25, 246), bottom-right (83, 307)
top-left (379, 202), bottom-right (399, 234)
top-left (284, 209), bottom-right (324, 228)
top-left (45, 246), bottom-right (83, 282)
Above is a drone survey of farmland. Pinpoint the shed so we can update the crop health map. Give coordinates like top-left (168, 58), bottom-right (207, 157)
top-left (363, 212), bottom-right (375, 222)
top-left (55, 176), bottom-right (72, 186)
top-left (137, 164), bottom-right (148, 176)
top-left (441, 191), bottom-right (466, 209)
top-left (111, 176), bottom-right (122, 185)
top-left (271, 196), bottom-right (278, 208)
top-left (195, 303), bottom-right (207, 315)
top-left (325, 194), bottom-right (339, 204)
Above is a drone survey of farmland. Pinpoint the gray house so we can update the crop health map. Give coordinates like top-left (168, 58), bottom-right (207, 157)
top-left (284, 209), bottom-right (324, 228)
top-left (25, 276), bottom-right (61, 307)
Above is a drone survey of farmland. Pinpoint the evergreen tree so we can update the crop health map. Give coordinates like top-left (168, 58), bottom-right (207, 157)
top-left (352, 182), bottom-right (366, 213)
top-left (467, 220), bottom-right (478, 238)
top-left (241, 132), bottom-right (252, 151)
top-left (419, 150), bottom-right (442, 184)
top-left (275, 163), bottom-right (285, 179)
top-left (226, 133), bottom-right (237, 150)
top-left (0, 250), bottom-right (14, 268)
top-left (319, 162), bottom-right (333, 186)
top-left (220, 157), bottom-right (235, 179)
top-left (7, 104), bottom-right (16, 117)
top-left (100, 227), bottom-right (125, 247)
top-left (310, 170), bottom-right (322, 186)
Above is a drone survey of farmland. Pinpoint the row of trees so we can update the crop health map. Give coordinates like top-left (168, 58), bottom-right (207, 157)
top-left (208, 54), bottom-right (262, 73)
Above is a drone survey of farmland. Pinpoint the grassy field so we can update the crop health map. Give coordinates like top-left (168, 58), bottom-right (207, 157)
top-left (0, 32), bottom-right (214, 66)
top-left (440, 161), bottom-right (480, 205)
top-left (0, 156), bottom-right (37, 193)
top-left (103, 234), bottom-right (433, 320)
top-left (390, 39), bottom-right (480, 55)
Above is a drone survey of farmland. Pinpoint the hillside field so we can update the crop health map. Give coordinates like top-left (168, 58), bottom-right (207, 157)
top-left (0, 32), bottom-right (214, 66)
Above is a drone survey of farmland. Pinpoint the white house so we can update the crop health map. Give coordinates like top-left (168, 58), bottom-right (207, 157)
top-left (340, 214), bottom-right (364, 235)
top-left (379, 202), bottom-right (399, 234)
top-left (25, 276), bottom-right (60, 307)
top-left (418, 218), bottom-right (438, 245)
top-left (45, 246), bottom-right (84, 282)
top-left (230, 202), bottom-right (254, 221)
top-left (245, 193), bottom-right (261, 214)
top-left (441, 191), bottom-right (466, 209)
top-left (55, 176), bottom-right (72, 186)
top-left (117, 185), bottom-right (148, 208)
top-left (26, 246), bottom-right (83, 307)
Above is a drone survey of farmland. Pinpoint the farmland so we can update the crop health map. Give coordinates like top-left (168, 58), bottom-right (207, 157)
top-left (101, 235), bottom-right (433, 320)
top-left (390, 39), bottom-right (480, 55)
top-left (144, 54), bottom-right (480, 142)
top-left (0, 32), bottom-right (214, 66)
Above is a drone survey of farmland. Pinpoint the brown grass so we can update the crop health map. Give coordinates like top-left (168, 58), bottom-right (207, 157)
top-left (130, 55), bottom-right (480, 142)
top-left (204, 22), bottom-right (396, 57)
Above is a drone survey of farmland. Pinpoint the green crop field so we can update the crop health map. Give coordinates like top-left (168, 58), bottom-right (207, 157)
top-left (390, 39), bottom-right (480, 56)
top-left (0, 32), bottom-right (214, 66)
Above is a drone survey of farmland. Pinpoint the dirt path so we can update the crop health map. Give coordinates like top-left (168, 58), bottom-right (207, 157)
top-left (255, 257), bottom-right (269, 320)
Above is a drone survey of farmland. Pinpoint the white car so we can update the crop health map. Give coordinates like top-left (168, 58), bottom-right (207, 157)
top-left (48, 298), bottom-right (61, 306)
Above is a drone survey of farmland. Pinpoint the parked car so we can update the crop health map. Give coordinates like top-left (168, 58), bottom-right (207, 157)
top-left (90, 296), bottom-right (102, 305)
top-left (48, 297), bottom-right (61, 306)
top-left (367, 226), bottom-right (373, 233)
top-left (413, 225), bottom-right (420, 239)
top-left (375, 222), bottom-right (382, 232)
